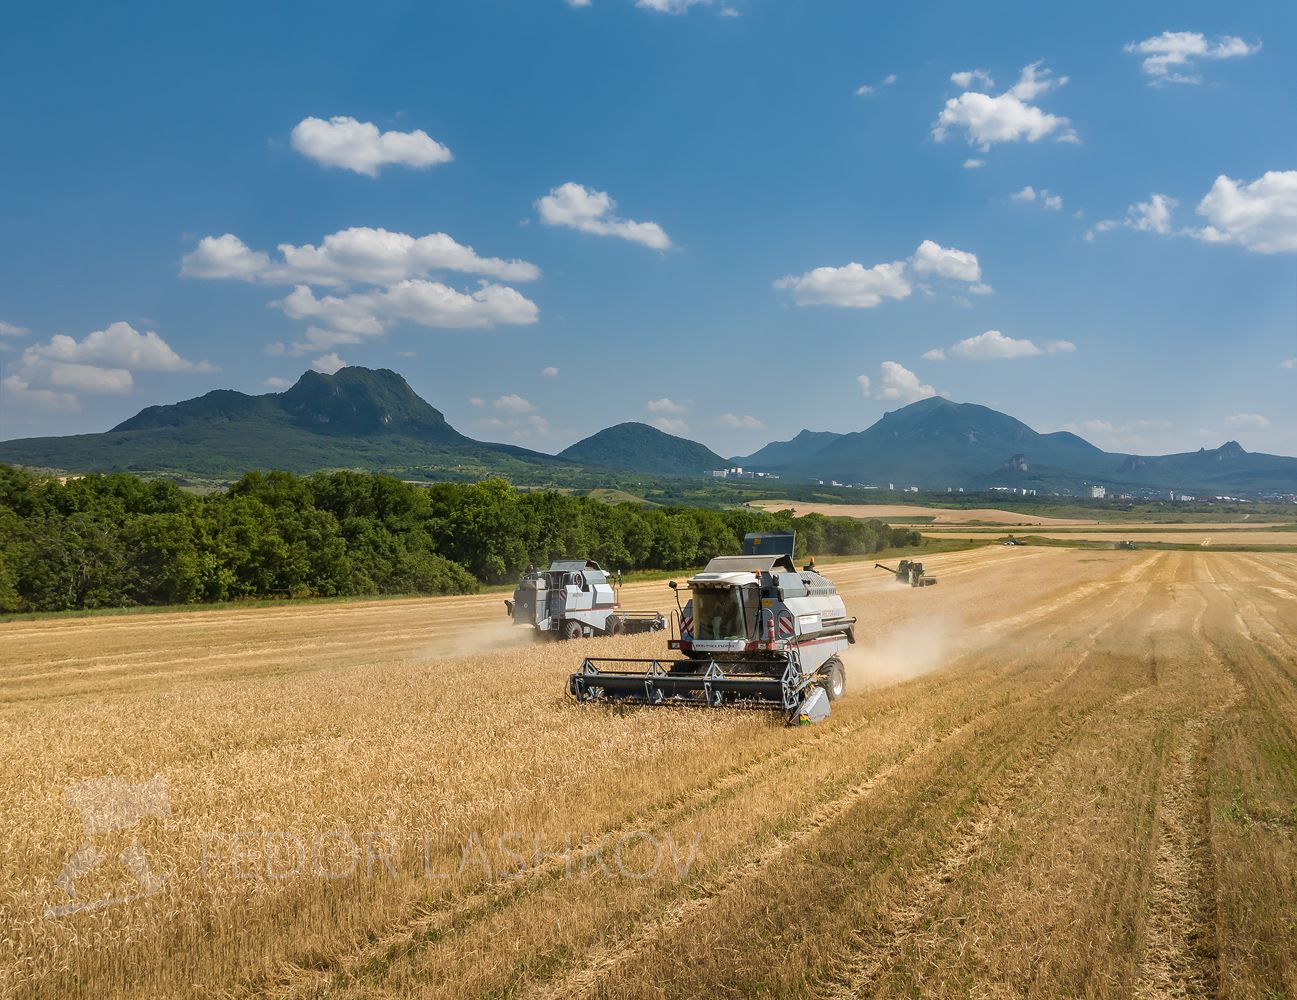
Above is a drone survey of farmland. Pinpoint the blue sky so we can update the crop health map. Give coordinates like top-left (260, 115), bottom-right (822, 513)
top-left (1, 0), bottom-right (1294, 459)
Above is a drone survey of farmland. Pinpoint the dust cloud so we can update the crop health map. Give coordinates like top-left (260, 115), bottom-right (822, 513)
top-left (841, 614), bottom-right (963, 691)
top-left (425, 620), bottom-right (538, 661)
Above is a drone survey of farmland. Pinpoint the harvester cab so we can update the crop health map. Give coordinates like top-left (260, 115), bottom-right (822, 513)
top-left (505, 559), bottom-right (665, 640)
top-left (568, 533), bottom-right (858, 724)
top-left (875, 559), bottom-right (937, 587)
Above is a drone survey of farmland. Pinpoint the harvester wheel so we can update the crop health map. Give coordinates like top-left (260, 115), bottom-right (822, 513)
top-left (820, 657), bottom-right (846, 701)
top-left (605, 614), bottom-right (624, 637)
top-left (561, 620), bottom-right (584, 641)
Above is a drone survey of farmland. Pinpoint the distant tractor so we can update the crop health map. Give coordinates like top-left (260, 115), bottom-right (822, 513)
top-left (506, 559), bottom-right (665, 640)
top-left (875, 559), bottom-right (938, 587)
top-left (1115, 540), bottom-right (1138, 550)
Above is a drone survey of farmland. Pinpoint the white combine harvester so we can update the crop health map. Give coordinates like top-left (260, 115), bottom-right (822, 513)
top-left (568, 533), bottom-right (857, 724)
top-left (505, 559), bottom-right (665, 640)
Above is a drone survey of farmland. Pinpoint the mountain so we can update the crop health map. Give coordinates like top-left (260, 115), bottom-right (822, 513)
top-left (559, 422), bottom-right (726, 475)
top-left (0, 368), bottom-right (570, 480)
top-left (730, 429), bottom-right (843, 468)
top-left (741, 397), bottom-right (1297, 493)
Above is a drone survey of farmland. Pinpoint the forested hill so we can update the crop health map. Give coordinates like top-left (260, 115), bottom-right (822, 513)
top-left (0, 465), bottom-right (919, 613)
top-left (558, 422), bottom-right (725, 474)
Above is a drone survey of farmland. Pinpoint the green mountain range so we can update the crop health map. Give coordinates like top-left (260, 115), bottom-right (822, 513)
top-left (1, 370), bottom-right (1293, 494)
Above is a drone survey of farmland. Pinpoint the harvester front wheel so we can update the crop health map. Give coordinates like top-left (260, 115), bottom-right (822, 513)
top-left (604, 615), bottom-right (624, 637)
top-left (820, 657), bottom-right (846, 701)
top-left (561, 620), bottom-right (584, 641)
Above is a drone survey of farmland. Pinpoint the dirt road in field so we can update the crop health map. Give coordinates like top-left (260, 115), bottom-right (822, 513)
top-left (2, 548), bottom-right (1295, 998)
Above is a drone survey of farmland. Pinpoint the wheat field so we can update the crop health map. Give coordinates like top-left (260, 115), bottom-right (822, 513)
top-left (2, 547), bottom-right (1295, 998)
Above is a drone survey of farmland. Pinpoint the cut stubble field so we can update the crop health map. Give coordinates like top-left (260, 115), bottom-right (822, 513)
top-left (2, 547), bottom-right (1295, 998)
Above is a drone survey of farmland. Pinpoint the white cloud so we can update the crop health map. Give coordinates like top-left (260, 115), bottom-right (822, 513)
top-left (776, 239), bottom-right (985, 310)
top-left (930, 329), bottom-right (1075, 360)
top-left (776, 261), bottom-right (910, 308)
top-left (263, 376), bottom-right (292, 389)
top-left (1130, 193), bottom-right (1177, 233)
top-left (647, 397), bottom-right (686, 414)
top-left (909, 239), bottom-right (983, 283)
top-left (290, 116), bottom-right (452, 177)
top-left (934, 61), bottom-right (1077, 149)
top-left (1283, 358), bottom-right (1296, 370)
top-left (183, 228), bottom-right (539, 285)
top-left (1124, 31), bottom-right (1260, 84)
top-left (855, 73), bottom-right (896, 97)
top-left (469, 396), bottom-right (485, 406)
top-left (567, 0), bottom-right (592, 6)
top-left (311, 352), bottom-right (346, 375)
top-left (1, 374), bottom-right (78, 410)
top-left (1011, 185), bottom-right (1063, 210)
top-left (0, 320), bottom-right (30, 338)
top-left (542, 366), bottom-right (559, 377)
top-left (1224, 412), bottom-right (1270, 430)
top-left (963, 158), bottom-right (985, 169)
top-left (1087, 192), bottom-right (1177, 241)
top-left (951, 69), bottom-right (995, 90)
top-left (1061, 418), bottom-right (1175, 452)
top-left (536, 182), bottom-right (671, 249)
top-left (651, 417), bottom-right (690, 435)
top-left (718, 413), bottom-right (765, 429)
top-left (494, 394), bottom-right (536, 414)
top-left (277, 280), bottom-right (539, 342)
top-left (636, 0), bottom-right (716, 12)
top-left (867, 361), bottom-right (938, 402)
top-left (1192, 171), bottom-right (1297, 253)
top-left (21, 322), bottom-right (212, 378)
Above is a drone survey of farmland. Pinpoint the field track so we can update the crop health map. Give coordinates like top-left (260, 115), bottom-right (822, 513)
top-left (2, 547), bottom-right (1295, 998)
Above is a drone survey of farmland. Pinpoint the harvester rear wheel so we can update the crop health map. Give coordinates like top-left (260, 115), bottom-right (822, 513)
top-left (820, 657), bottom-right (846, 701)
top-left (605, 614), bottom-right (624, 637)
top-left (561, 620), bottom-right (584, 641)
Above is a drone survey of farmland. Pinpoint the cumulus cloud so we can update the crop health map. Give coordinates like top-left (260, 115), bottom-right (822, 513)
top-left (963, 158), bottom-right (985, 169)
top-left (290, 116), bottom-right (452, 176)
top-left (926, 329), bottom-right (1075, 360)
top-left (1192, 171), bottom-right (1297, 253)
top-left (1086, 192), bottom-right (1177, 241)
top-left (1011, 185), bottom-right (1063, 210)
top-left (776, 261), bottom-right (911, 308)
top-left (933, 61), bottom-right (1077, 150)
top-left (469, 396), bottom-right (485, 406)
top-left (0, 374), bottom-right (79, 410)
top-left (311, 352), bottom-right (346, 375)
top-left (951, 69), bottom-right (995, 90)
top-left (542, 366), bottom-right (559, 377)
top-left (1283, 358), bottom-right (1296, 370)
top-left (536, 182), bottom-right (671, 249)
top-left (1061, 418), bottom-right (1175, 452)
top-left (0, 320), bottom-right (30, 338)
top-left (651, 417), bottom-right (690, 435)
top-left (1124, 31), bottom-right (1260, 84)
top-left (1224, 412), bottom-right (1270, 430)
top-left (273, 280), bottom-right (538, 352)
top-left (718, 413), bottom-right (765, 429)
top-left (494, 394), bottom-right (536, 414)
top-left (182, 228), bottom-right (539, 285)
top-left (647, 397), bottom-right (686, 414)
top-left (263, 376), bottom-right (292, 389)
top-left (776, 240), bottom-right (985, 309)
top-left (858, 362), bottom-right (937, 403)
top-left (6, 322), bottom-right (213, 399)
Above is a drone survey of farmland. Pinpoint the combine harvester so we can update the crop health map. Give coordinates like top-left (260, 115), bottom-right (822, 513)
top-left (568, 533), bottom-right (857, 724)
top-left (505, 559), bottom-right (665, 640)
top-left (874, 559), bottom-right (937, 587)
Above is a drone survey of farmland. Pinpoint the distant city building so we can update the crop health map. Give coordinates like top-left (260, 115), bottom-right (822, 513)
top-left (1089, 485), bottom-right (1106, 499)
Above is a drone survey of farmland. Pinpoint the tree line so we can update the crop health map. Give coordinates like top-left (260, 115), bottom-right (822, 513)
top-left (0, 466), bottom-right (921, 613)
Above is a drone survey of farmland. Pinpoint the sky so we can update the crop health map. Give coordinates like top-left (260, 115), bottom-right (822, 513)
top-left (1, 0), bottom-right (1295, 459)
